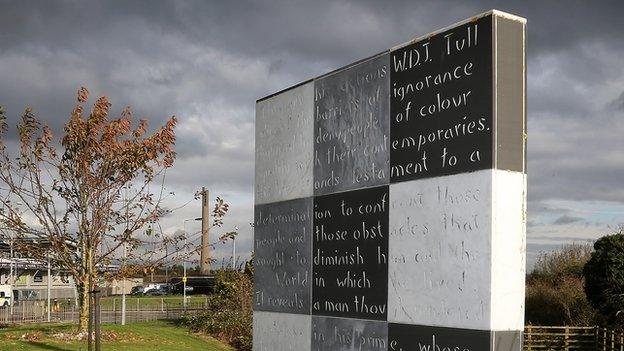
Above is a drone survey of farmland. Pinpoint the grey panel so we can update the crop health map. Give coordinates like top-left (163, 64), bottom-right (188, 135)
top-left (254, 198), bottom-right (312, 314)
top-left (313, 53), bottom-right (390, 196)
top-left (255, 82), bottom-right (314, 205)
top-left (311, 316), bottom-right (387, 351)
top-left (253, 312), bottom-right (311, 351)
top-left (495, 16), bottom-right (526, 173)
top-left (492, 330), bottom-right (523, 351)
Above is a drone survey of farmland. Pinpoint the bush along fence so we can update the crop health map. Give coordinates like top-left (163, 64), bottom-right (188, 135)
top-left (0, 298), bottom-right (209, 324)
top-left (524, 326), bottom-right (624, 351)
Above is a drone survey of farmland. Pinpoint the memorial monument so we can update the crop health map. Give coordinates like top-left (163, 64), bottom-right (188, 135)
top-left (253, 10), bottom-right (527, 351)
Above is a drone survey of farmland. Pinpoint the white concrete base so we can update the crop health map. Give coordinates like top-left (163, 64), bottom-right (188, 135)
top-left (491, 170), bottom-right (526, 330)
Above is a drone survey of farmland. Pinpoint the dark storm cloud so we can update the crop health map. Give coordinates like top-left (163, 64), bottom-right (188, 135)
top-left (553, 215), bottom-right (583, 225)
top-left (1, 0), bottom-right (624, 228)
top-left (609, 91), bottom-right (624, 111)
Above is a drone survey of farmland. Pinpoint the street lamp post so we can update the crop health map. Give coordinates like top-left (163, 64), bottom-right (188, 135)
top-left (183, 218), bottom-right (201, 309)
top-left (9, 232), bottom-right (14, 315)
top-left (47, 252), bottom-right (51, 322)
top-left (121, 243), bottom-right (126, 325)
top-left (121, 185), bottom-right (130, 325)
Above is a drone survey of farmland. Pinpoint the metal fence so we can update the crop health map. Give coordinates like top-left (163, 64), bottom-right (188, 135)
top-left (0, 298), bottom-right (208, 324)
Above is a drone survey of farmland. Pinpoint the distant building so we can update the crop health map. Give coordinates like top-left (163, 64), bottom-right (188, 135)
top-left (0, 257), bottom-right (76, 300)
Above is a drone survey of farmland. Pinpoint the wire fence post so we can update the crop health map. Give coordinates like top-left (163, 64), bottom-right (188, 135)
top-left (95, 287), bottom-right (101, 351)
top-left (88, 290), bottom-right (93, 351)
top-left (113, 298), bottom-right (116, 324)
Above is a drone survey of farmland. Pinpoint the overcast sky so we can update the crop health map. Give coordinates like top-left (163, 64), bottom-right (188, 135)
top-left (1, 0), bottom-right (623, 269)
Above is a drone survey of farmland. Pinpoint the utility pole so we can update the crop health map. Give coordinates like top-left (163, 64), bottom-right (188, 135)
top-left (231, 226), bottom-right (238, 270)
top-left (200, 187), bottom-right (210, 275)
top-left (231, 236), bottom-right (236, 270)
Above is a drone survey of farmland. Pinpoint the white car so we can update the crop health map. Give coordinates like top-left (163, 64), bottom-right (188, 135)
top-left (142, 283), bottom-right (166, 294)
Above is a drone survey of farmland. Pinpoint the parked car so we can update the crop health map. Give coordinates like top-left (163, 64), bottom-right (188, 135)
top-left (168, 277), bottom-right (213, 295)
top-left (142, 283), bottom-right (166, 294)
top-left (130, 285), bottom-right (144, 296)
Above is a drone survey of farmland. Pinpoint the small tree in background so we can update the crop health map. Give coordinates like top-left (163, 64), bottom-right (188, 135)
top-left (525, 243), bottom-right (601, 326)
top-left (0, 88), bottom-right (227, 331)
top-left (182, 268), bottom-right (253, 351)
top-left (583, 229), bottom-right (624, 324)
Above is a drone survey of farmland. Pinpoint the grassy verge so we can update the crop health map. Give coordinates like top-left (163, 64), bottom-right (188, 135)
top-left (54, 295), bottom-right (208, 309)
top-left (99, 295), bottom-right (208, 308)
top-left (0, 320), bottom-right (233, 351)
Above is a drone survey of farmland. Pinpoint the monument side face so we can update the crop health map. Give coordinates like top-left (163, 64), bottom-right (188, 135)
top-left (253, 10), bottom-right (526, 351)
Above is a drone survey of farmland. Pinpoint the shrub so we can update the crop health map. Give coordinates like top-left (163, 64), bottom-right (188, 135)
top-left (181, 268), bottom-right (253, 351)
top-left (526, 243), bottom-right (602, 326)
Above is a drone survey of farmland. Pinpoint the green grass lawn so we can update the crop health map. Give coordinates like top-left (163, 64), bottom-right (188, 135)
top-left (0, 321), bottom-right (233, 351)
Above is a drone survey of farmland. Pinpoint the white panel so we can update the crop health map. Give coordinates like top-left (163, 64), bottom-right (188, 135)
top-left (253, 311), bottom-right (311, 351)
top-left (491, 170), bottom-right (526, 330)
top-left (388, 170), bottom-right (493, 329)
top-left (255, 82), bottom-right (314, 205)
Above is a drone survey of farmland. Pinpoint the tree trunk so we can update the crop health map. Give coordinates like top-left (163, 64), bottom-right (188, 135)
top-left (77, 233), bottom-right (95, 332)
top-left (77, 280), bottom-right (90, 332)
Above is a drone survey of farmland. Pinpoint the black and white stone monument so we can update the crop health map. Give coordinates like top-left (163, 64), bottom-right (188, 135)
top-left (253, 10), bottom-right (527, 351)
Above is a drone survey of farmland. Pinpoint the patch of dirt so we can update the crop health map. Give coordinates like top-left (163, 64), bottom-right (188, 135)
top-left (52, 330), bottom-right (127, 342)
top-left (4, 331), bottom-right (45, 341)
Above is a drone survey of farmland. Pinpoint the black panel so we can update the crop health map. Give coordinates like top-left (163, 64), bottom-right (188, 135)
top-left (254, 198), bottom-right (312, 314)
top-left (314, 53), bottom-right (390, 196)
top-left (312, 316), bottom-right (387, 351)
top-left (390, 15), bottom-right (493, 183)
top-left (312, 186), bottom-right (389, 320)
top-left (389, 324), bottom-right (491, 351)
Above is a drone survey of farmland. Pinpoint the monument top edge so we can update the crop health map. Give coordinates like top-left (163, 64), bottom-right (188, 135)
top-left (391, 9), bottom-right (526, 51)
top-left (255, 9), bottom-right (526, 104)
